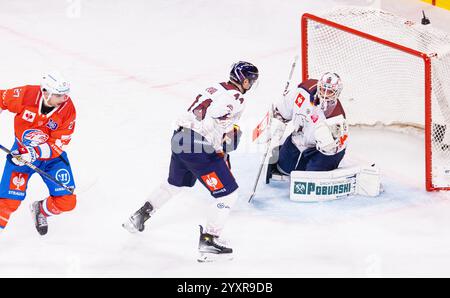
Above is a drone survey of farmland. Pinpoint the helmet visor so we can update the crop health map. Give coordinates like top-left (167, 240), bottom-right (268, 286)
top-left (248, 73), bottom-right (258, 87)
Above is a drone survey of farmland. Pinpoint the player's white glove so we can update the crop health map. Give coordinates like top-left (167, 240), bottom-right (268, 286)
top-left (315, 115), bottom-right (348, 155)
top-left (326, 115), bottom-right (348, 140)
top-left (10, 146), bottom-right (39, 166)
top-left (315, 121), bottom-right (337, 155)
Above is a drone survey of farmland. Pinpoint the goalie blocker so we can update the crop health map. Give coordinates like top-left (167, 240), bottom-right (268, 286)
top-left (289, 165), bottom-right (382, 202)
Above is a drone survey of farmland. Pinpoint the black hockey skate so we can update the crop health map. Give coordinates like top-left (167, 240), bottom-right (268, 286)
top-left (266, 162), bottom-right (289, 184)
top-left (31, 201), bottom-right (48, 236)
top-left (265, 162), bottom-right (276, 184)
top-left (122, 201), bottom-right (154, 233)
top-left (197, 225), bottom-right (233, 262)
top-left (265, 145), bottom-right (289, 184)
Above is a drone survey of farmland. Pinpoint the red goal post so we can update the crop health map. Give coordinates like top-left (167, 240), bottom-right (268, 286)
top-left (301, 7), bottom-right (450, 191)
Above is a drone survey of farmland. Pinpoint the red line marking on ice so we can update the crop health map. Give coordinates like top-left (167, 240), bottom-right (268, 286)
top-left (0, 24), bottom-right (296, 91)
top-left (0, 24), bottom-right (156, 85)
top-left (0, 23), bottom-right (297, 104)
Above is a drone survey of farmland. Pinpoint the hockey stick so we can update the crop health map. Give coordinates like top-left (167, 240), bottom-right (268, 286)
top-left (248, 55), bottom-right (298, 203)
top-left (0, 144), bottom-right (74, 194)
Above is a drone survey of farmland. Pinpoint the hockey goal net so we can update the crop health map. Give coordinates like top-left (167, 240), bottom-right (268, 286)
top-left (302, 7), bottom-right (450, 191)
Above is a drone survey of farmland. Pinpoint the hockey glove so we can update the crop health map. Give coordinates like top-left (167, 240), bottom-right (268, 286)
top-left (314, 121), bottom-right (339, 155)
top-left (10, 146), bottom-right (39, 166)
top-left (222, 124), bottom-right (242, 153)
top-left (326, 115), bottom-right (348, 139)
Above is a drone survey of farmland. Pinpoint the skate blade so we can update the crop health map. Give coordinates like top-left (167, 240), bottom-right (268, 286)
top-left (122, 219), bottom-right (139, 233)
top-left (197, 252), bottom-right (233, 263)
top-left (271, 173), bottom-right (289, 181)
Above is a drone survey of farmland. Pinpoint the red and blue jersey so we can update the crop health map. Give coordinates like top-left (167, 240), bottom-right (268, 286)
top-left (0, 85), bottom-right (76, 159)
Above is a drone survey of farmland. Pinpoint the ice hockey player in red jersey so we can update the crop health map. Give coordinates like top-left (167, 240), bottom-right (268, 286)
top-left (0, 71), bottom-right (77, 235)
top-left (123, 61), bottom-right (259, 262)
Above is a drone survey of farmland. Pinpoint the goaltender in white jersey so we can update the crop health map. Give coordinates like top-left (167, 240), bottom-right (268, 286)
top-left (265, 72), bottom-right (381, 201)
top-left (267, 72), bottom-right (348, 181)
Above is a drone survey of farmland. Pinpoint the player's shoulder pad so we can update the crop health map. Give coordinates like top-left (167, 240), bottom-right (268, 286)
top-left (21, 85), bottom-right (42, 104)
top-left (57, 98), bottom-right (76, 118)
top-left (298, 79), bottom-right (318, 94)
top-left (297, 79), bottom-right (318, 103)
top-left (212, 82), bottom-right (245, 103)
top-left (200, 82), bottom-right (233, 97)
top-left (2, 85), bottom-right (40, 109)
top-left (326, 99), bottom-right (346, 119)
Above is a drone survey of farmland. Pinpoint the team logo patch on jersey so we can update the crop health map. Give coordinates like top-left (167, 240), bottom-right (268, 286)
top-left (55, 169), bottom-right (71, 185)
top-left (13, 88), bottom-right (21, 98)
top-left (22, 110), bottom-right (36, 123)
top-left (9, 172), bottom-right (29, 192)
top-left (46, 119), bottom-right (58, 130)
top-left (310, 114), bottom-right (319, 123)
top-left (295, 93), bottom-right (306, 108)
top-left (206, 87), bottom-right (218, 94)
top-left (201, 172), bottom-right (224, 192)
top-left (21, 129), bottom-right (49, 147)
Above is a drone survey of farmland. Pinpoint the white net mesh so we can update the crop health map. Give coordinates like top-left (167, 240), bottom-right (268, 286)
top-left (304, 7), bottom-right (450, 189)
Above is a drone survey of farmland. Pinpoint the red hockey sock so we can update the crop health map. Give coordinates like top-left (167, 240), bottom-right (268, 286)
top-left (0, 198), bottom-right (21, 229)
top-left (41, 194), bottom-right (77, 217)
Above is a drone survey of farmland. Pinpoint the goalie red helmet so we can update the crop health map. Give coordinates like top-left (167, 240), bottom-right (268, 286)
top-left (317, 72), bottom-right (343, 103)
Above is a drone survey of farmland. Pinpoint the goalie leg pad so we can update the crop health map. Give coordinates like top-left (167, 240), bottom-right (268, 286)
top-left (290, 165), bottom-right (381, 202)
top-left (290, 168), bottom-right (358, 202)
top-left (356, 166), bottom-right (382, 197)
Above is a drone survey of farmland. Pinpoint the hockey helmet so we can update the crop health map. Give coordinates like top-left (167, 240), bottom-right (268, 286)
top-left (317, 72), bottom-right (343, 103)
top-left (230, 61), bottom-right (259, 87)
top-left (40, 71), bottom-right (71, 95)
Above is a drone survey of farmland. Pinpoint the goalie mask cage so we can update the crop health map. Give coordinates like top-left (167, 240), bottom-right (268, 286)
top-left (301, 7), bottom-right (450, 191)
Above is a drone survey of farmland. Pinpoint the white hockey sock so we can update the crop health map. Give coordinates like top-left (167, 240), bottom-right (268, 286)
top-left (205, 191), bottom-right (238, 237)
top-left (146, 181), bottom-right (181, 209)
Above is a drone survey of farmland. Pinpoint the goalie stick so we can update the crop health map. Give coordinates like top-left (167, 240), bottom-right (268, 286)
top-left (0, 144), bottom-right (75, 194)
top-left (248, 55), bottom-right (298, 203)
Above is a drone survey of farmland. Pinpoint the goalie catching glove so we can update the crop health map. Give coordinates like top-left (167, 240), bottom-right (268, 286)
top-left (314, 115), bottom-right (348, 155)
top-left (9, 145), bottom-right (39, 166)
